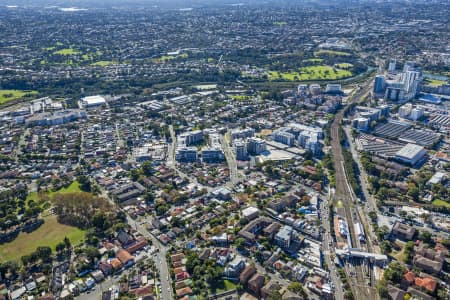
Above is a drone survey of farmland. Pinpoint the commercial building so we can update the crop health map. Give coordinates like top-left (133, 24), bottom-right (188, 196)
top-left (352, 117), bottom-right (370, 131)
top-left (25, 109), bottom-right (86, 127)
top-left (247, 137), bottom-right (266, 155)
top-left (309, 84), bottom-right (321, 95)
top-left (395, 143), bottom-right (426, 165)
top-left (202, 147), bottom-right (224, 163)
top-left (385, 85), bottom-right (405, 102)
top-left (398, 103), bottom-right (413, 118)
top-left (298, 131), bottom-right (321, 155)
top-left (388, 59), bottom-right (397, 73)
top-left (272, 129), bottom-right (295, 146)
top-left (409, 108), bottom-right (424, 121)
top-left (201, 132), bottom-right (224, 163)
top-left (80, 95), bottom-right (106, 108)
top-left (275, 225), bottom-right (293, 248)
top-left (374, 75), bottom-right (386, 94)
top-left (403, 70), bottom-right (421, 95)
top-left (355, 106), bottom-right (381, 122)
top-left (178, 130), bottom-right (203, 146)
top-left (325, 84), bottom-right (342, 94)
top-left (230, 128), bottom-right (255, 141)
top-left (176, 147), bottom-right (198, 162)
top-left (233, 140), bottom-right (248, 160)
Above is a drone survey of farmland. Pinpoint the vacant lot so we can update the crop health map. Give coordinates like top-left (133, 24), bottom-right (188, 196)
top-left (0, 90), bottom-right (39, 105)
top-left (0, 215), bottom-right (85, 262)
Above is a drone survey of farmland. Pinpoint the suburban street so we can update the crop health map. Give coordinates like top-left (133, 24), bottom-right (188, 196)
top-left (128, 216), bottom-right (173, 300)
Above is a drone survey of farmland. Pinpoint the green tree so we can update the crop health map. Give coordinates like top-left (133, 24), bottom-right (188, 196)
top-left (288, 282), bottom-right (307, 297)
top-left (56, 242), bottom-right (65, 253)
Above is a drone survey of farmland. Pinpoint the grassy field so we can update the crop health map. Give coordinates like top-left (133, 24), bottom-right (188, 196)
top-left (424, 79), bottom-right (447, 87)
top-left (231, 95), bottom-right (252, 101)
top-left (391, 247), bottom-right (406, 262)
top-left (210, 279), bottom-right (237, 294)
top-left (152, 53), bottom-right (188, 63)
top-left (53, 48), bottom-right (81, 55)
top-left (314, 50), bottom-right (352, 56)
top-left (91, 60), bottom-right (117, 66)
top-left (303, 58), bottom-right (324, 63)
top-left (26, 181), bottom-right (81, 204)
top-left (268, 65), bottom-right (352, 81)
top-left (0, 90), bottom-right (39, 105)
top-left (335, 63), bottom-right (353, 69)
top-left (432, 199), bottom-right (450, 208)
top-left (0, 215), bottom-right (85, 262)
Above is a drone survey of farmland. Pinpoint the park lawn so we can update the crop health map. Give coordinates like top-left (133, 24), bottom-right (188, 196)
top-left (49, 180), bottom-right (82, 196)
top-left (303, 58), bottom-right (324, 63)
top-left (0, 90), bottom-right (39, 105)
top-left (209, 279), bottom-right (237, 294)
top-left (432, 199), bottom-right (450, 208)
top-left (391, 248), bottom-right (406, 262)
top-left (268, 65), bottom-right (352, 81)
top-left (335, 63), bottom-right (353, 69)
top-left (53, 48), bottom-right (81, 55)
top-left (26, 180), bottom-right (82, 204)
top-left (425, 79), bottom-right (447, 87)
top-left (231, 95), bottom-right (252, 101)
top-left (314, 50), bottom-right (352, 56)
top-left (91, 60), bottom-right (117, 66)
top-left (152, 53), bottom-right (188, 63)
top-left (0, 215), bottom-right (85, 262)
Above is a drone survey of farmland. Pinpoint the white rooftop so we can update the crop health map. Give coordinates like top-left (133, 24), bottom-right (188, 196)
top-left (81, 95), bottom-right (106, 105)
top-left (395, 143), bottom-right (425, 160)
top-left (242, 206), bottom-right (259, 217)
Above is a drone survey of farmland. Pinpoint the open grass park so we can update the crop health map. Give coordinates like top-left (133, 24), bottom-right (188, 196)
top-left (53, 48), bottom-right (82, 55)
top-left (424, 78), bottom-right (448, 87)
top-left (432, 199), bottom-right (450, 208)
top-left (0, 215), bottom-right (85, 262)
top-left (0, 90), bottom-right (39, 105)
top-left (268, 65), bottom-right (352, 81)
top-left (314, 49), bottom-right (352, 56)
top-left (0, 181), bottom-right (86, 262)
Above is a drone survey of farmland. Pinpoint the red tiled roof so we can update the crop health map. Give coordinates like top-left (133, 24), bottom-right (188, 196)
top-left (116, 249), bottom-right (134, 264)
top-left (176, 287), bottom-right (193, 297)
top-left (415, 277), bottom-right (437, 292)
top-left (404, 271), bottom-right (416, 283)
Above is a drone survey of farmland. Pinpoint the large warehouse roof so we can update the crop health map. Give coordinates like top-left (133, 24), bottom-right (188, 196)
top-left (81, 95), bottom-right (106, 106)
top-left (395, 143), bottom-right (425, 160)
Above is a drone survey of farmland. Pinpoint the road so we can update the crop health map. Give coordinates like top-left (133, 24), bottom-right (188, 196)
top-left (167, 125), bottom-right (176, 167)
top-left (329, 79), bottom-right (376, 300)
top-left (219, 133), bottom-right (242, 185)
top-left (128, 216), bottom-right (173, 300)
top-left (98, 188), bottom-right (173, 300)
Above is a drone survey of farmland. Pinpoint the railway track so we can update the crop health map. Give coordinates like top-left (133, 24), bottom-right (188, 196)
top-left (330, 79), bottom-right (375, 300)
